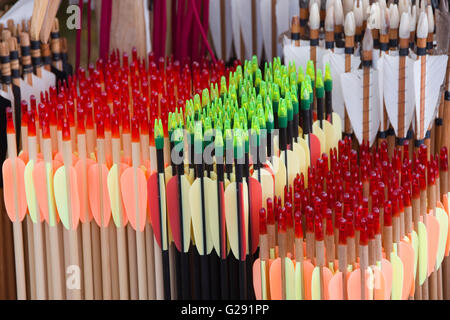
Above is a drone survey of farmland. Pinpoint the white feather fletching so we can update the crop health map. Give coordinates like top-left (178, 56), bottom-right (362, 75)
top-left (413, 55), bottom-right (448, 139)
top-left (340, 68), bottom-right (381, 146)
top-left (322, 51), bottom-right (361, 130)
top-left (383, 54), bottom-right (416, 137)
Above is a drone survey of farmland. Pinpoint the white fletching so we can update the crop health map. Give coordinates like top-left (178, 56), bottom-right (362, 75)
top-left (309, 0), bottom-right (320, 11)
top-left (416, 11), bottom-right (428, 38)
top-left (426, 5), bottom-right (434, 33)
top-left (419, 0), bottom-right (426, 13)
top-left (379, 0), bottom-right (387, 13)
top-left (345, 12), bottom-right (356, 36)
top-left (362, 0), bottom-right (370, 20)
top-left (344, 0), bottom-right (353, 17)
top-left (389, 4), bottom-right (399, 29)
top-left (410, 5), bottom-right (417, 32)
top-left (363, 26), bottom-right (373, 51)
top-left (368, 3), bottom-right (380, 29)
top-left (398, 0), bottom-right (408, 17)
top-left (334, 0), bottom-right (344, 25)
top-left (399, 12), bottom-right (410, 39)
top-left (326, 0), bottom-right (334, 11)
top-left (309, 2), bottom-right (320, 30)
top-left (380, 7), bottom-right (389, 35)
top-left (353, 2), bottom-right (363, 27)
top-left (325, 6), bottom-right (335, 32)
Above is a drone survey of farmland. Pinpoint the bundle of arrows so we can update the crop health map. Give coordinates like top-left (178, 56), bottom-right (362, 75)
top-left (0, 4), bottom-right (75, 300)
top-left (284, 0), bottom-right (449, 161)
top-left (1, 49), bottom-right (241, 300)
top-left (1, 3), bottom-right (450, 302)
top-left (255, 138), bottom-right (450, 300)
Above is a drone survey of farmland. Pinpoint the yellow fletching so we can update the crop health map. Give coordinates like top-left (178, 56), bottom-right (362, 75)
top-left (411, 230), bottom-right (419, 282)
top-left (272, 156), bottom-right (286, 200)
top-left (436, 207), bottom-right (448, 270)
top-left (108, 164), bottom-right (122, 228)
top-left (285, 258), bottom-right (295, 300)
top-left (295, 261), bottom-right (304, 300)
top-left (45, 162), bottom-right (57, 227)
top-left (332, 112), bottom-right (343, 141)
top-left (204, 177), bottom-right (220, 255)
top-left (311, 267), bottom-right (321, 300)
top-left (54, 167), bottom-right (70, 230)
top-left (24, 160), bottom-right (39, 223)
top-left (390, 252), bottom-right (403, 300)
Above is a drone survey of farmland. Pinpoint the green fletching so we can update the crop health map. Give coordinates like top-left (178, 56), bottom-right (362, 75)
top-left (316, 69), bottom-right (325, 99)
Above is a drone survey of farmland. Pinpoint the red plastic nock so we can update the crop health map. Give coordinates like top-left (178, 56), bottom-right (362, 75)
top-left (294, 211), bottom-right (303, 239)
top-left (20, 100), bottom-right (28, 126)
top-left (325, 208), bottom-right (333, 236)
top-left (384, 201), bottom-right (392, 226)
top-left (259, 208), bottom-right (267, 235)
top-left (294, 192), bottom-right (301, 213)
top-left (278, 207), bottom-right (286, 233)
top-left (315, 218), bottom-right (324, 241)
top-left (285, 202), bottom-right (293, 229)
top-left (41, 119), bottom-right (50, 139)
top-left (6, 107), bottom-right (14, 134)
top-left (346, 216), bottom-right (355, 238)
top-left (372, 207), bottom-right (381, 234)
top-left (62, 118), bottom-right (71, 141)
top-left (305, 206), bottom-right (314, 232)
top-left (440, 147), bottom-right (448, 172)
top-left (131, 116), bottom-right (140, 142)
top-left (267, 198), bottom-right (275, 225)
top-left (77, 108), bottom-right (85, 135)
top-left (27, 110), bottom-right (36, 137)
top-left (111, 113), bottom-right (120, 138)
top-left (359, 218), bottom-right (368, 246)
top-left (339, 218), bottom-right (347, 244)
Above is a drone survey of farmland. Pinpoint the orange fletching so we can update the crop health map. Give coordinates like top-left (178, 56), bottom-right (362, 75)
top-left (2, 158), bottom-right (27, 222)
top-left (75, 158), bottom-right (96, 223)
top-left (88, 164), bottom-right (112, 227)
top-left (121, 167), bottom-right (147, 232)
top-left (166, 176), bottom-right (182, 252)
